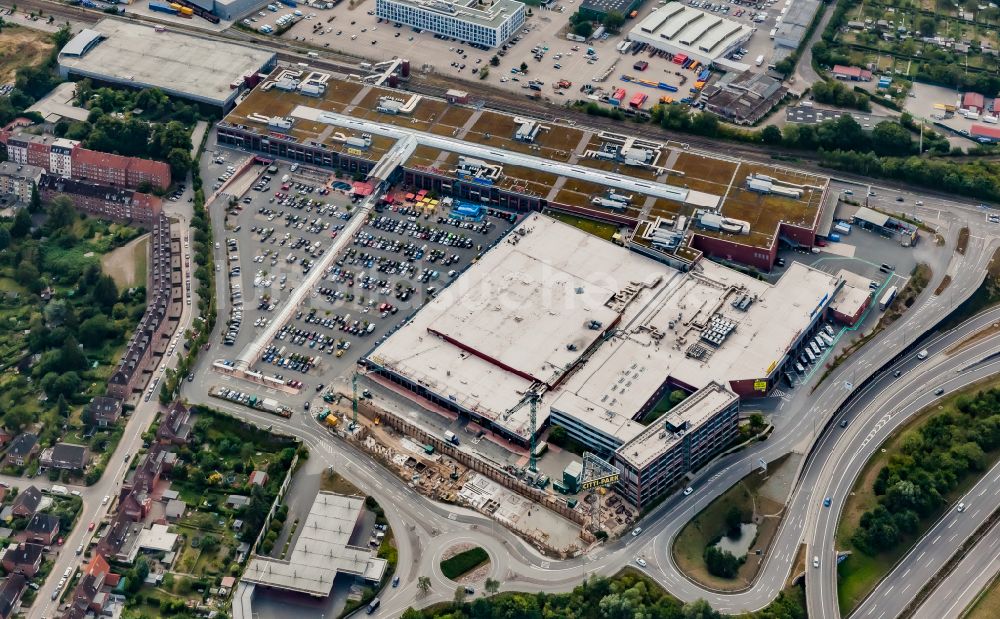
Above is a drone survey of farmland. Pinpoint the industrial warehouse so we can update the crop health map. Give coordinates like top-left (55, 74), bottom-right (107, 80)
top-left (628, 2), bottom-right (753, 70)
top-left (57, 19), bottom-right (277, 109)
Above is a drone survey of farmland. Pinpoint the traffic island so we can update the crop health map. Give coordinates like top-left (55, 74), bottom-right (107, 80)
top-left (671, 454), bottom-right (797, 591)
top-left (440, 545), bottom-right (491, 582)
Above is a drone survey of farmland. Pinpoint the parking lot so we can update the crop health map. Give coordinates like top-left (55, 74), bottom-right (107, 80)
top-left (210, 159), bottom-right (515, 401)
top-left (265, 0), bottom-right (786, 107)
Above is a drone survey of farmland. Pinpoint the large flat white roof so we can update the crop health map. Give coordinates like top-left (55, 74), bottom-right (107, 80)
top-left (369, 214), bottom-right (843, 441)
top-left (631, 2), bottom-right (752, 63)
top-left (242, 493), bottom-right (386, 596)
top-left (58, 19), bottom-right (275, 107)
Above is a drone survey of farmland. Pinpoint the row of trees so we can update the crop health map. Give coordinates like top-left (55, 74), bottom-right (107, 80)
top-left (402, 571), bottom-right (807, 619)
top-left (810, 80), bottom-right (870, 112)
top-left (852, 387), bottom-right (1000, 554)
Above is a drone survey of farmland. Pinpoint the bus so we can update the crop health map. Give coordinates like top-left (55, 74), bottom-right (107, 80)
top-left (879, 285), bottom-right (898, 311)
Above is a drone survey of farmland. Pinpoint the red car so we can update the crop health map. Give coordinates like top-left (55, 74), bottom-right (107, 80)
top-left (88, 522), bottom-right (95, 531)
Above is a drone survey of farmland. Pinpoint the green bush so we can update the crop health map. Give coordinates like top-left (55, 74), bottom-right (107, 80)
top-left (439, 547), bottom-right (489, 580)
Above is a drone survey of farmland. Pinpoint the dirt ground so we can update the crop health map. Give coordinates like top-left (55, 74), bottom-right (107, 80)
top-left (101, 233), bottom-right (149, 290)
top-left (0, 27), bottom-right (53, 84)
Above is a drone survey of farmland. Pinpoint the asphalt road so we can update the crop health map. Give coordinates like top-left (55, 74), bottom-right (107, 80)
top-left (853, 450), bottom-right (1000, 619)
top-left (810, 332), bottom-right (1000, 619)
top-left (910, 515), bottom-right (1000, 619)
top-left (28, 210), bottom-right (198, 619)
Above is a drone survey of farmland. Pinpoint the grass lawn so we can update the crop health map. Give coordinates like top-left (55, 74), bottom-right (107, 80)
top-left (836, 375), bottom-right (1000, 615)
top-left (543, 210), bottom-right (621, 241)
top-left (672, 456), bottom-right (791, 591)
top-left (966, 572), bottom-right (1000, 619)
top-left (321, 469), bottom-right (363, 495)
top-left (440, 547), bottom-right (489, 580)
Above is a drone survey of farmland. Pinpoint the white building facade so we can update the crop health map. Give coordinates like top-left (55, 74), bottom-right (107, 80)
top-left (375, 0), bottom-right (525, 47)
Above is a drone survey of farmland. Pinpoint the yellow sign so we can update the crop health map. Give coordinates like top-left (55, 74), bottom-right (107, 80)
top-left (582, 474), bottom-right (620, 490)
top-left (766, 360), bottom-right (777, 374)
top-left (347, 148), bottom-right (364, 156)
top-left (754, 380), bottom-right (768, 392)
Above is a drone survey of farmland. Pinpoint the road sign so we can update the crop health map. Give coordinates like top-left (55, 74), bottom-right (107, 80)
top-left (758, 458), bottom-right (767, 472)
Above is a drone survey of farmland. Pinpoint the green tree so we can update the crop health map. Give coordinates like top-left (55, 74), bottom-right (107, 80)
top-left (761, 125), bottom-right (782, 145)
top-left (79, 314), bottom-right (113, 348)
top-left (29, 184), bottom-right (40, 213)
top-left (519, 61), bottom-right (528, 73)
top-left (453, 586), bottom-right (467, 606)
top-left (871, 121), bottom-right (915, 157)
top-left (918, 16), bottom-right (936, 37)
top-left (10, 208), bottom-right (30, 238)
top-left (417, 575), bottom-right (432, 596)
top-left (682, 599), bottom-right (722, 619)
top-left (703, 546), bottom-right (740, 578)
top-left (484, 577), bottom-right (500, 596)
top-left (573, 20), bottom-right (594, 38)
top-left (490, 55), bottom-right (500, 67)
top-left (724, 506), bottom-right (743, 538)
top-left (602, 10), bottom-right (625, 32)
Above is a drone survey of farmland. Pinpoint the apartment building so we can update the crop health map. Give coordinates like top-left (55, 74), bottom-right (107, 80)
top-left (0, 131), bottom-right (171, 190)
top-left (0, 162), bottom-right (42, 203)
top-left (38, 176), bottom-right (162, 226)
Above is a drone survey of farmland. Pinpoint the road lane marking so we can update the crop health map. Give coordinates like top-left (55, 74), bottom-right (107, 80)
top-left (933, 535), bottom-right (941, 544)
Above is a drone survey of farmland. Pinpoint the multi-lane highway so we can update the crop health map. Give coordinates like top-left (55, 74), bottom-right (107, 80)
top-left (910, 516), bottom-right (1000, 619)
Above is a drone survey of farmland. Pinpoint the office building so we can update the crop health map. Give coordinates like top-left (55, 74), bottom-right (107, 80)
top-left (375, 0), bottom-right (525, 47)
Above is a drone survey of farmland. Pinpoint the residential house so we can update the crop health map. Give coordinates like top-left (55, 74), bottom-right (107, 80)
top-left (10, 486), bottom-right (41, 518)
top-left (66, 554), bottom-right (110, 618)
top-left (120, 492), bottom-right (151, 522)
top-left (40, 443), bottom-right (87, 471)
top-left (0, 574), bottom-right (26, 619)
top-left (24, 513), bottom-right (59, 545)
top-left (4, 433), bottom-right (38, 467)
top-left (0, 429), bottom-right (12, 448)
top-left (86, 396), bottom-right (123, 428)
top-left (249, 471), bottom-right (268, 487)
top-left (156, 402), bottom-right (191, 445)
top-left (832, 64), bottom-right (873, 81)
top-left (963, 91), bottom-right (986, 113)
top-left (0, 543), bottom-right (43, 577)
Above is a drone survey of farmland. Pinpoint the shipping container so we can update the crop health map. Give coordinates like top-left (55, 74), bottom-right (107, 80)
top-left (833, 222), bottom-right (852, 235)
top-left (149, 1), bottom-right (179, 13)
top-left (629, 92), bottom-right (648, 108)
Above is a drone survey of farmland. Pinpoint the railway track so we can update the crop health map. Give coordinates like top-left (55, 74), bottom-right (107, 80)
top-left (12, 0), bottom-right (989, 205)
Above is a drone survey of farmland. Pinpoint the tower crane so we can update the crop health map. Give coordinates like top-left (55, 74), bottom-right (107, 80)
top-left (504, 383), bottom-right (545, 473)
